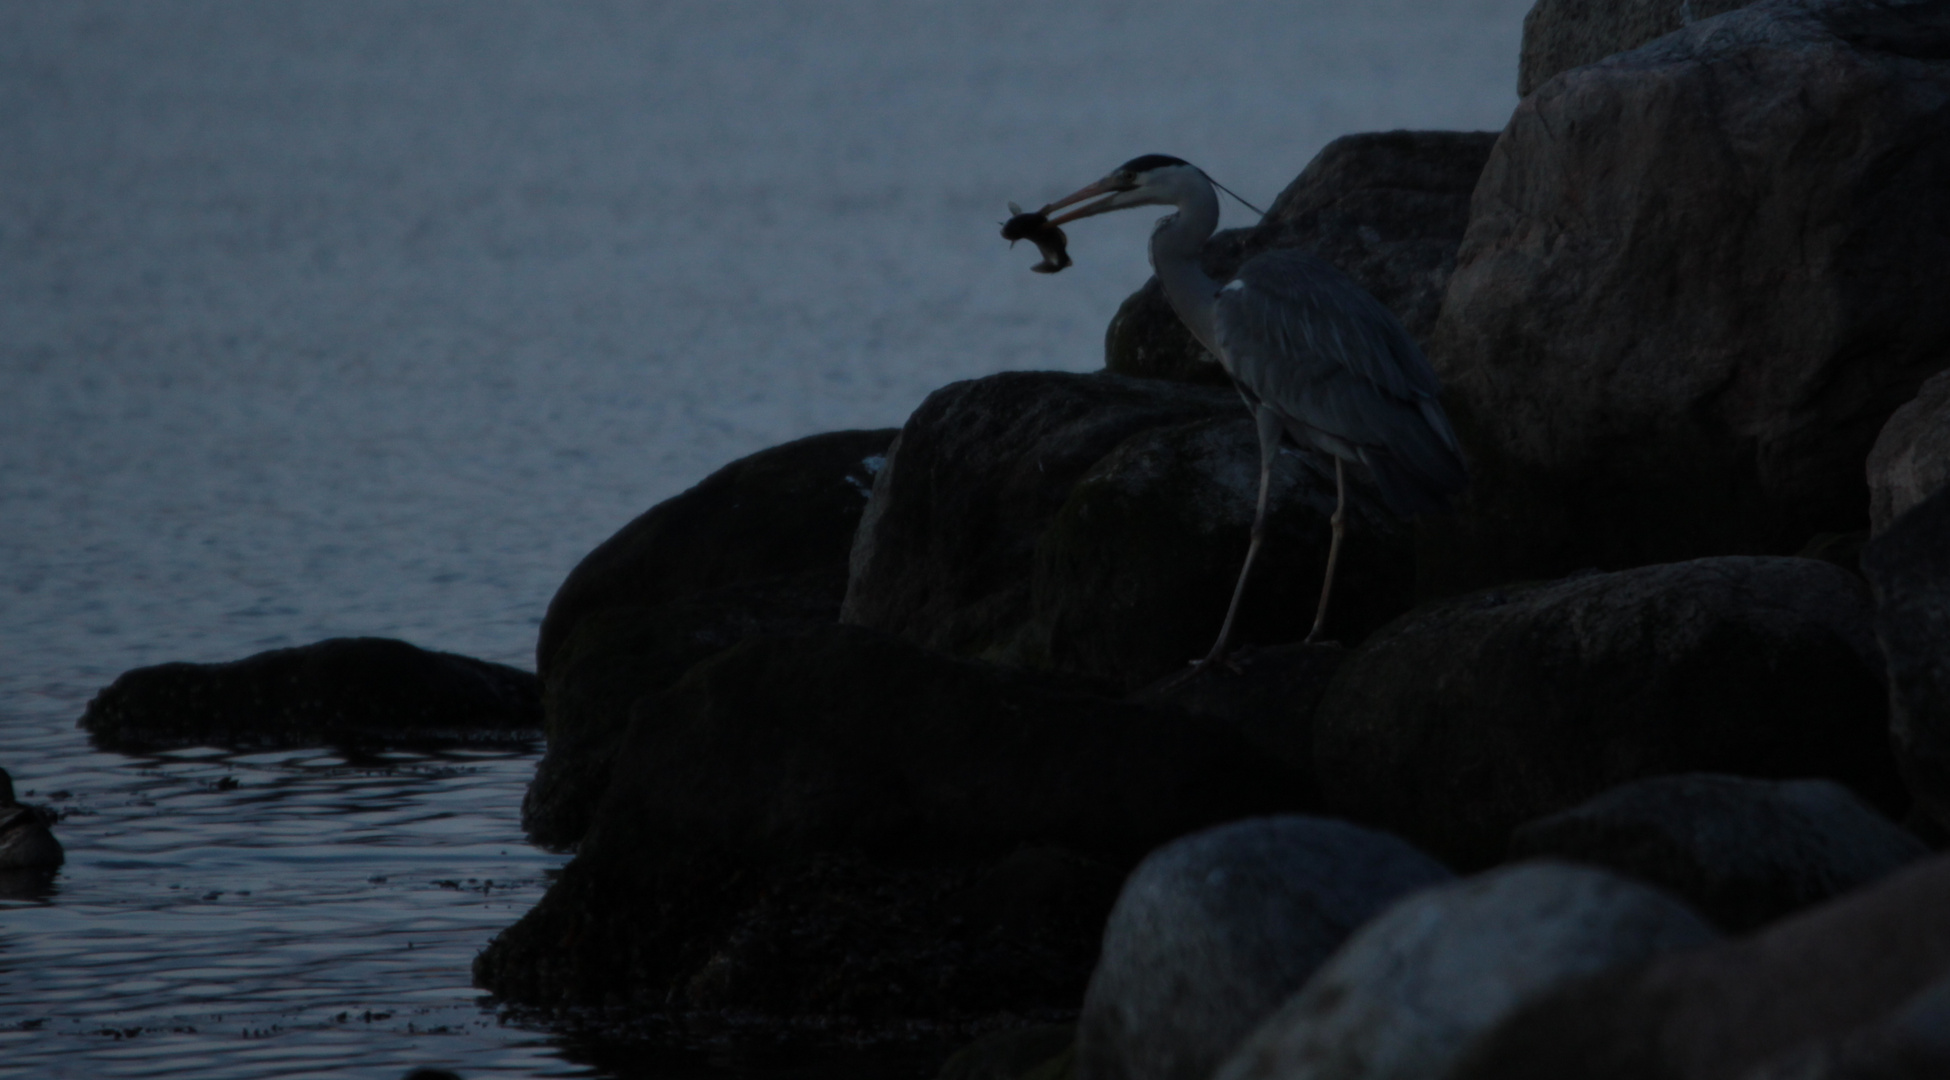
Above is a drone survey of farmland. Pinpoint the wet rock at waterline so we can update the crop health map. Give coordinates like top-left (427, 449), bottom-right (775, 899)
top-left (1451, 853), bottom-right (1950, 1080)
top-left (1863, 482), bottom-right (1950, 838)
top-left (475, 625), bottom-right (1304, 1026)
top-left (1214, 862), bottom-right (1716, 1080)
top-left (522, 428), bottom-right (895, 849)
top-left (1105, 130), bottom-right (1497, 384)
top-left (841, 371), bottom-right (1416, 691)
top-left (79, 637), bottom-right (541, 754)
top-left (1429, 0), bottom-right (1950, 593)
top-left (0, 767), bottom-right (63, 872)
top-left (1075, 817), bottom-right (1452, 1080)
top-left (1509, 774), bottom-right (1927, 933)
top-left (1517, 0), bottom-right (1758, 97)
top-left (1314, 557), bottom-right (1902, 869)
top-left (1868, 370), bottom-right (1950, 536)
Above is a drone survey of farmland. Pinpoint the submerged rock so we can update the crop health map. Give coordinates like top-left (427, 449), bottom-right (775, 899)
top-left (1075, 817), bottom-right (1451, 1080)
top-left (475, 625), bottom-right (1304, 1032)
top-left (79, 637), bottom-right (541, 754)
top-left (1509, 774), bottom-right (1927, 932)
top-left (1862, 482), bottom-right (1950, 836)
top-left (1430, 0), bottom-right (1950, 593)
top-left (0, 768), bottom-right (63, 872)
top-left (1214, 862), bottom-right (1716, 1080)
top-left (1452, 853), bottom-right (1950, 1080)
top-left (1314, 557), bottom-right (1902, 868)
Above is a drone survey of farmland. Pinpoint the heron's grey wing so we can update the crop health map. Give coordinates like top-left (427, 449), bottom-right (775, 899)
top-left (1214, 250), bottom-right (1466, 513)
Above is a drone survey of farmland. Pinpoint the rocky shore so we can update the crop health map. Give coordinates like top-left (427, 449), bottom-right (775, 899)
top-left (75, 0), bottom-right (1950, 1076)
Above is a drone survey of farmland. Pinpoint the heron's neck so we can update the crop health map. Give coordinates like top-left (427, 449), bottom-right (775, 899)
top-left (1148, 181), bottom-right (1223, 356)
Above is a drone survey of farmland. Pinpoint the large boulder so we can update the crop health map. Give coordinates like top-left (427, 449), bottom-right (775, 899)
top-left (1214, 862), bottom-right (1717, 1080)
top-left (1509, 774), bottom-right (1928, 932)
top-left (1075, 817), bottom-right (1452, 1080)
top-left (1868, 369), bottom-right (1950, 535)
top-left (523, 429), bottom-right (895, 849)
top-left (1429, 0), bottom-right (1950, 594)
top-left (475, 626), bottom-right (1307, 1033)
top-left (1105, 130), bottom-right (1498, 383)
top-left (1517, 0), bottom-right (1759, 97)
top-left (841, 371), bottom-right (1415, 690)
top-left (1451, 853), bottom-right (1950, 1080)
top-left (1862, 482), bottom-right (1950, 835)
top-left (1129, 642), bottom-right (1348, 794)
top-left (1743, 973), bottom-right (1950, 1079)
top-left (79, 637), bottom-right (541, 753)
top-left (1314, 556), bottom-right (1903, 869)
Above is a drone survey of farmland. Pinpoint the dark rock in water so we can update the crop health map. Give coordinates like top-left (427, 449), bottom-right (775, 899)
top-left (0, 767), bottom-right (63, 872)
top-left (1314, 557), bottom-right (1902, 869)
top-left (1509, 774), bottom-right (1927, 933)
top-left (842, 372), bottom-right (1414, 691)
top-left (1076, 816), bottom-right (1452, 1080)
top-left (1744, 972), bottom-right (1950, 1080)
top-left (1517, 0), bottom-right (1758, 96)
top-left (1450, 853), bottom-right (1950, 1080)
top-left (1863, 483), bottom-right (1950, 837)
top-left (523, 428), bottom-right (896, 849)
top-left (1429, 0), bottom-right (1950, 594)
top-left (79, 637), bottom-right (541, 754)
top-left (1129, 642), bottom-right (1347, 800)
top-left (936, 1024), bottom-right (1074, 1080)
top-left (475, 625), bottom-right (1305, 1032)
top-left (1105, 130), bottom-right (1497, 384)
top-left (1868, 370), bottom-right (1950, 536)
top-left (1213, 862), bottom-right (1716, 1080)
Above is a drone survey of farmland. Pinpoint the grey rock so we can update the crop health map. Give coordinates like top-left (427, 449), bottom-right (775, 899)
top-left (1430, 0), bottom-right (1950, 595)
top-left (1510, 774), bottom-right (1927, 932)
top-left (1518, 0), bottom-right (1760, 97)
top-left (1315, 556), bottom-right (1903, 869)
top-left (1214, 862), bottom-right (1717, 1080)
top-left (1106, 130), bottom-right (1497, 384)
top-left (1075, 816), bottom-right (1452, 1080)
top-left (1863, 482), bottom-right (1950, 835)
top-left (1868, 369), bottom-right (1950, 536)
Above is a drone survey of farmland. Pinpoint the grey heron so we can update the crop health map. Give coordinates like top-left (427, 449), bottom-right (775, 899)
top-left (1043, 154), bottom-right (1467, 661)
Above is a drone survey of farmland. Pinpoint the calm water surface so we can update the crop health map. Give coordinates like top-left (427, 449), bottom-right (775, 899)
top-left (1, 2), bottom-right (1529, 1075)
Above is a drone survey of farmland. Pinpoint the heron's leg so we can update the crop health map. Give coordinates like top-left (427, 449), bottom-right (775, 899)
top-left (1202, 408), bottom-right (1283, 665)
top-left (1304, 458), bottom-right (1346, 645)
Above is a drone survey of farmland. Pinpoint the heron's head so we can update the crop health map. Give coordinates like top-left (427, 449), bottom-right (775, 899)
top-left (1046, 155), bottom-right (1208, 225)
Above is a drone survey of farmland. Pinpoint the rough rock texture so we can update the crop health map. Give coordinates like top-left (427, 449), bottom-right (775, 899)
top-left (1509, 774), bottom-right (1927, 932)
top-left (1451, 853), bottom-right (1950, 1080)
top-left (523, 429), bottom-right (895, 849)
top-left (1518, 0), bottom-right (1760, 96)
top-left (1314, 557), bottom-right (1902, 869)
top-left (841, 372), bottom-right (1415, 690)
top-left (1743, 973), bottom-right (1950, 1079)
top-left (475, 626), bottom-right (1306, 1032)
top-left (79, 637), bottom-right (541, 753)
top-left (1075, 817), bottom-right (1452, 1080)
top-left (1105, 130), bottom-right (1498, 384)
top-left (1862, 482), bottom-right (1950, 835)
top-left (1429, 0), bottom-right (1950, 594)
top-left (1868, 369), bottom-right (1950, 535)
top-left (1214, 862), bottom-right (1717, 1080)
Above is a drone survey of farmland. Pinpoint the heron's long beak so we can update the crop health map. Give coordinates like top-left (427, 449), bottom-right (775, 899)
top-left (1044, 177), bottom-right (1130, 226)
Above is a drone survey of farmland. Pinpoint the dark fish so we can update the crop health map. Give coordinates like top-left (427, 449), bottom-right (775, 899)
top-left (1001, 201), bottom-right (1072, 274)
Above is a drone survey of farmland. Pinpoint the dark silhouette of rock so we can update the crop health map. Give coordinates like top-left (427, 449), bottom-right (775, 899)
top-left (1214, 862), bottom-right (1716, 1080)
top-left (937, 1025), bottom-right (1075, 1080)
top-left (1863, 482), bottom-right (1950, 836)
top-left (1314, 557), bottom-right (1902, 869)
top-left (0, 767), bottom-right (63, 872)
top-left (475, 626), bottom-right (1305, 1032)
top-left (841, 372), bottom-right (1414, 691)
top-left (1451, 853), bottom-right (1950, 1080)
top-left (1129, 642), bottom-right (1347, 797)
top-left (1868, 370), bottom-right (1950, 535)
top-left (1509, 774), bottom-right (1927, 932)
top-left (1105, 130), bottom-right (1497, 384)
top-left (1744, 973), bottom-right (1950, 1080)
top-left (522, 429), bottom-right (895, 849)
top-left (1517, 0), bottom-right (1759, 96)
top-left (1429, 0), bottom-right (1950, 595)
top-left (79, 637), bottom-right (540, 753)
top-left (1076, 817), bottom-right (1452, 1080)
